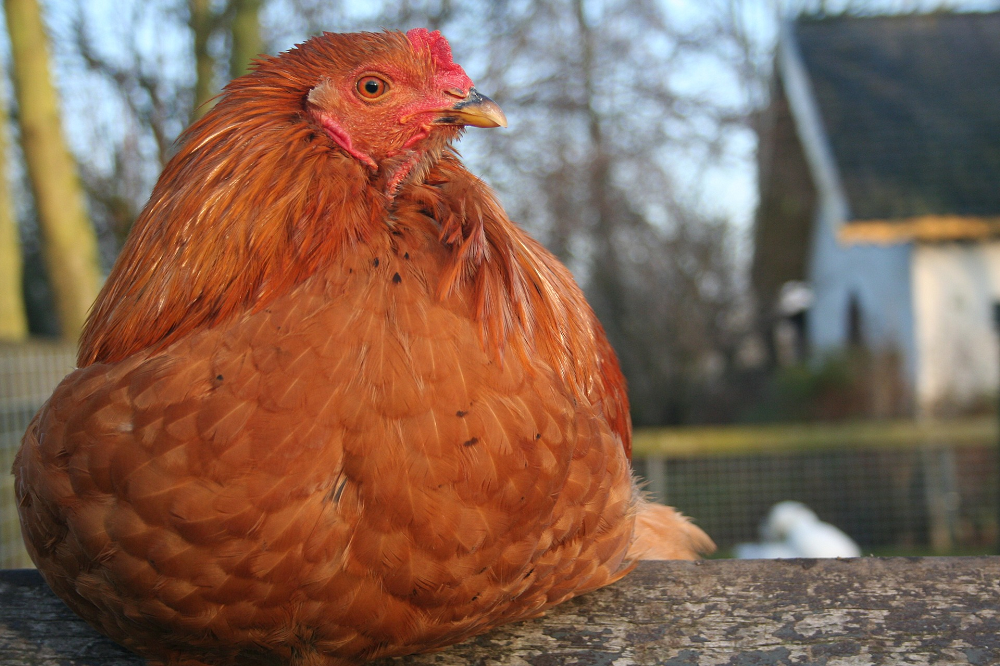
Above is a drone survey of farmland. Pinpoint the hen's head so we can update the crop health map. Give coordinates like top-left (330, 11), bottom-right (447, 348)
top-left (252, 29), bottom-right (506, 192)
top-left (80, 30), bottom-right (504, 366)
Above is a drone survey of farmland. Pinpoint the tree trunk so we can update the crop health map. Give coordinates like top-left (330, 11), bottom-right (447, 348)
top-left (189, 0), bottom-right (216, 121)
top-left (4, 0), bottom-right (100, 342)
top-left (229, 0), bottom-right (263, 80)
top-left (0, 77), bottom-right (28, 341)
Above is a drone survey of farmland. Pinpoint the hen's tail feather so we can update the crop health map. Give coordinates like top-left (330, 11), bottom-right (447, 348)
top-left (628, 500), bottom-right (716, 561)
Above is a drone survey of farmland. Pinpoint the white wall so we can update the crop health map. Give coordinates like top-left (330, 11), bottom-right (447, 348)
top-left (912, 242), bottom-right (1000, 412)
top-left (807, 207), bottom-right (916, 381)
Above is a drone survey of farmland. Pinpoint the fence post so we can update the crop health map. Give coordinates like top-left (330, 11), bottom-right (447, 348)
top-left (643, 455), bottom-right (667, 503)
top-left (921, 444), bottom-right (959, 553)
top-left (994, 301), bottom-right (1000, 555)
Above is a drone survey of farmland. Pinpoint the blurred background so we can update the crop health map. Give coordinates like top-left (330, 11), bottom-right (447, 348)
top-left (2, 0), bottom-right (1000, 567)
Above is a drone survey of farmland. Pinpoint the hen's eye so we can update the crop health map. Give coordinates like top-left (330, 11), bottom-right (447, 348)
top-left (357, 76), bottom-right (389, 99)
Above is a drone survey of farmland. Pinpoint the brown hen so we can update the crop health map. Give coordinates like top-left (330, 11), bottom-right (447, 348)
top-left (14, 29), bottom-right (713, 666)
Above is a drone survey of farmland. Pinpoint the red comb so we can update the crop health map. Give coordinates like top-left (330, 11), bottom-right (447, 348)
top-left (406, 28), bottom-right (474, 91)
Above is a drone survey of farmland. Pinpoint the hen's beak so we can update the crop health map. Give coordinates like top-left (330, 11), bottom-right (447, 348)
top-left (438, 88), bottom-right (507, 129)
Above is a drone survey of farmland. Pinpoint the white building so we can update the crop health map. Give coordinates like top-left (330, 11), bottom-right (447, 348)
top-left (753, 12), bottom-right (1000, 415)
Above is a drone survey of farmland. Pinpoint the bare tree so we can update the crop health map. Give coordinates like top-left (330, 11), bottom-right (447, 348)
top-left (0, 75), bottom-right (27, 340)
top-left (66, 0), bottom-right (265, 245)
top-left (190, 0), bottom-right (218, 120)
top-left (5, 0), bottom-right (101, 341)
top-left (229, 0), bottom-right (265, 79)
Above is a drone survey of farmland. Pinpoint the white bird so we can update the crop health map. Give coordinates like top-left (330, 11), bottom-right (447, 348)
top-left (734, 501), bottom-right (861, 559)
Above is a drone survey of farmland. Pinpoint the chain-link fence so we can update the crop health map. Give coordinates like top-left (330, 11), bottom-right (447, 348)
top-left (0, 342), bottom-right (76, 568)
top-left (1, 342), bottom-right (997, 569)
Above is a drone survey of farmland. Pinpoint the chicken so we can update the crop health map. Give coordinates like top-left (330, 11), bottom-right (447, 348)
top-left (14, 29), bottom-right (713, 665)
top-left (734, 501), bottom-right (860, 559)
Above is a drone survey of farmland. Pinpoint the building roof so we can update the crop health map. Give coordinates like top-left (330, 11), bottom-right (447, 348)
top-left (794, 12), bottom-right (1000, 222)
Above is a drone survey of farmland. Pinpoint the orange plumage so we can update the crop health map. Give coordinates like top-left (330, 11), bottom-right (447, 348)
top-left (14, 29), bottom-right (713, 665)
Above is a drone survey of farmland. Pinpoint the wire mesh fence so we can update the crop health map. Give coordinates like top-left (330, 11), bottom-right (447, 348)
top-left (0, 341), bottom-right (77, 568)
top-left (633, 436), bottom-right (999, 556)
top-left (1, 342), bottom-right (997, 570)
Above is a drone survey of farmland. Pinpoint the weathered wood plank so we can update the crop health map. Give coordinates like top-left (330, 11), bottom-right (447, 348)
top-left (3, 558), bottom-right (999, 665)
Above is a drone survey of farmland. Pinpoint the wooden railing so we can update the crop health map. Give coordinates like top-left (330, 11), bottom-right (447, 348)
top-left (632, 417), bottom-right (997, 457)
top-left (3, 558), bottom-right (998, 664)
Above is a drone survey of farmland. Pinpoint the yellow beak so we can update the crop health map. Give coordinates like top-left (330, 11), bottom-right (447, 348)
top-left (439, 88), bottom-right (507, 129)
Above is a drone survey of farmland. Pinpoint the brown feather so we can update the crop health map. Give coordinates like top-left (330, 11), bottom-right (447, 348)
top-left (16, 29), bottom-right (710, 666)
